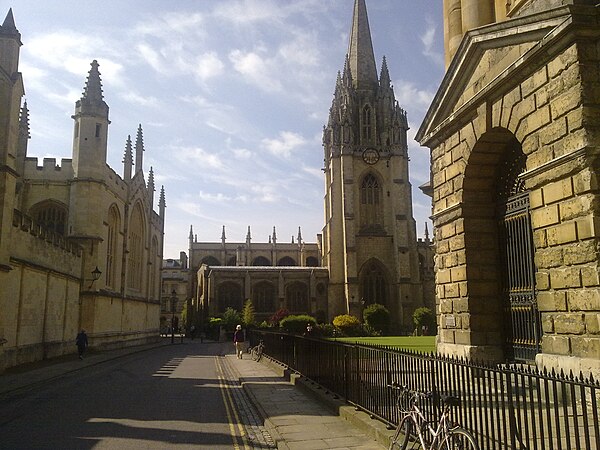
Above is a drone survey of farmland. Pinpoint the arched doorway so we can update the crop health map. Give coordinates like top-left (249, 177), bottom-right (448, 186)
top-left (496, 140), bottom-right (540, 362)
top-left (359, 259), bottom-right (389, 306)
top-left (462, 128), bottom-right (540, 362)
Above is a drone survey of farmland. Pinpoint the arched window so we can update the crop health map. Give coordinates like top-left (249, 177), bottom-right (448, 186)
top-left (127, 203), bottom-right (145, 291)
top-left (218, 282), bottom-right (243, 312)
top-left (30, 201), bottom-right (68, 235)
top-left (277, 256), bottom-right (296, 267)
top-left (227, 256), bottom-right (237, 265)
top-left (201, 256), bottom-right (221, 266)
top-left (360, 260), bottom-right (388, 306)
top-left (360, 173), bottom-right (383, 233)
top-left (106, 205), bottom-right (120, 288)
top-left (305, 256), bottom-right (319, 267)
top-left (286, 282), bottom-right (308, 312)
top-left (253, 281), bottom-right (275, 312)
top-left (362, 105), bottom-right (372, 142)
top-left (252, 256), bottom-right (271, 266)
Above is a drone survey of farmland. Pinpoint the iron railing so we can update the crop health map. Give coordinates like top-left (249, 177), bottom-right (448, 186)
top-left (249, 330), bottom-right (599, 450)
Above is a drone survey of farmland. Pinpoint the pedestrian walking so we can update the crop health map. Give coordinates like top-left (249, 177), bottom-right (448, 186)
top-left (304, 323), bottom-right (313, 337)
top-left (233, 324), bottom-right (244, 359)
top-left (76, 329), bottom-right (88, 359)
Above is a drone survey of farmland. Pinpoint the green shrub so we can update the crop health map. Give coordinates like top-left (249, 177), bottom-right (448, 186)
top-left (333, 314), bottom-right (362, 336)
top-left (280, 315), bottom-right (317, 334)
top-left (362, 303), bottom-right (390, 335)
top-left (242, 299), bottom-right (255, 327)
top-left (413, 307), bottom-right (436, 335)
top-left (222, 307), bottom-right (242, 331)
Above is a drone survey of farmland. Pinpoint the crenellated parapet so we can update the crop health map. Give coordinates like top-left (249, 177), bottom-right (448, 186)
top-left (22, 157), bottom-right (74, 180)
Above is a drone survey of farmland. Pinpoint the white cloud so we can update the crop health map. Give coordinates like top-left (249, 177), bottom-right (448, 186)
top-left (175, 146), bottom-right (224, 170)
top-left (261, 131), bottom-right (306, 158)
top-left (421, 19), bottom-right (444, 68)
top-left (121, 91), bottom-right (160, 108)
top-left (233, 148), bottom-right (252, 159)
top-left (394, 80), bottom-right (435, 117)
top-left (195, 52), bottom-right (225, 82)
top-left (229, 49), bottom-right (283, 93)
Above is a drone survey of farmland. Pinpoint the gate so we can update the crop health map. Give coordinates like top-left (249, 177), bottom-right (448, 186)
top-left (498, 191), bottom-right (541, 362)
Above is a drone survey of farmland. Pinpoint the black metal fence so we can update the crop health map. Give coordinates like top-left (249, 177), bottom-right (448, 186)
top-left (249, 330), bottom-right (599, 450)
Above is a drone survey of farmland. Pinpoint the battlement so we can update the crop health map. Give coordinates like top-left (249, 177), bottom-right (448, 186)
top-left (23, 157), bottom-right (73, 180)
top-left (12, 209), bottom-right (82, 256)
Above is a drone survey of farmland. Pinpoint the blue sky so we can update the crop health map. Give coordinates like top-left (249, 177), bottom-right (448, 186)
top-left (4, 0), bottom-right (444, 258)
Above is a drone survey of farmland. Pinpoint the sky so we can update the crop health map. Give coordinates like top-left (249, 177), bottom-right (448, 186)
top-left (3, 0), bottom-right (445, 259)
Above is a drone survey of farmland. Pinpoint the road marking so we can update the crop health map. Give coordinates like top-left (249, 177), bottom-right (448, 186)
top-left (216, 357), bottom-right (250, 450)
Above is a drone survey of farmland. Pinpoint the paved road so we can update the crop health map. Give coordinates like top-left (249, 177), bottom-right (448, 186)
top-left (0, 341), bottom-right (273, 449)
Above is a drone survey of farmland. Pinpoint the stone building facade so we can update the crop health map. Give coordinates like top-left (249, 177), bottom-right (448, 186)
top-left (417, 0), bottom-right (600, 376)
top-left (0, 10), bottom-right (165, 371)
top-left (161, 255), bottom-right (188, 334)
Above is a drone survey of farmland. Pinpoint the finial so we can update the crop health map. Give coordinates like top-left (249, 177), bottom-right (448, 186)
top-left (297, 226), bottom-right (303, 245)
top-left (189, 225), bottom-right (194, 239)
top-left (123, 135), bottom-right (133, 164)
top-left (221, 225), bottom-right (226, 243)
top-left (19, 101), bottom-right (30, 138)
top-left (272, 226), bottom-right (277, 244)
top-left (148, 166), bottom-right (155, 191)
top-left (135, 124), bottom-right (144, 173)
top-left (159, 185), bottom-right (166, 208)
top-left (380, 56), bottom-right (391, 87)
top-left (425, 223), bottom-right (430, 242)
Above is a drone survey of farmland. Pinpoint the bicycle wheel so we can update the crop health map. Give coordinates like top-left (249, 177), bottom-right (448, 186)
top-left (437, 427), bottom-right (479, 450)
top-left (389, 415), bottom-right (414, 450)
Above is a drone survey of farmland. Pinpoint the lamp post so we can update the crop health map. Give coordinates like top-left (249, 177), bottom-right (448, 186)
top-left (171, 289), bottom-right (177, 344)
top-left (87, 266), bottom-right (102, 289)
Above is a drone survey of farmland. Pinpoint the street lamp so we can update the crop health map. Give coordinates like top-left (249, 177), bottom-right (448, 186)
top-left (86, 266), bottom-right (102, 289)
top-left (171, 289), bottom-right (177, 344)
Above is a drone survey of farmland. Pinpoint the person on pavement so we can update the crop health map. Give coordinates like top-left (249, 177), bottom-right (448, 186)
top-left (76, 329), bottom-right (88, 360)
top-left (233, 325), bottom-right (244, 359)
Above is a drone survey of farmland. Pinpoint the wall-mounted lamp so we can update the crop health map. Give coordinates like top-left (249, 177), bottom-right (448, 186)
top-left (87, 266), bottom-right (102, 288)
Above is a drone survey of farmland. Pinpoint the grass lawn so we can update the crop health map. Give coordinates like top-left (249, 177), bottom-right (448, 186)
top-left (333, 336), bottom-right (436, 353)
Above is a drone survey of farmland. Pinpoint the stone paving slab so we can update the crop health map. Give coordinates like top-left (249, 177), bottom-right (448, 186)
top-left (224, 354), bottom-right (385, 450)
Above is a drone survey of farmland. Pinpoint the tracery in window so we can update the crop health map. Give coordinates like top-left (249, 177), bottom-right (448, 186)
top-left (286, 282), bottom-right (308, 312)
top-left (127, 203), bottom-right (145, 291)
top-left (254, 281), bottom-right (275, 312)
top-left (106, 205), bottom-right (120, 288)
top-left (362, 105), bottom-right (372, 142)
top-left (360, 173), bottom-right (384, 233)
top-left (31, 201), bottom-right (67, 235)
top-left (360, 260), bottom-right (388, 306)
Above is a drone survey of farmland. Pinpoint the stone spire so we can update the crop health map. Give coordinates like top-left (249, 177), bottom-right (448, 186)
top-left (272, 226), bottom-right (277, 245)
top-left (189, 225), bottom-right (194, 245)
top-left (297, 227), bottom-right (303, 245)
top-left (159, 185), bottom-right (166, 217)
top-left (347, 0), bottom-right (378, 90)
top-left (221, 225), bottom-right (226, 245)
top-left (123, 135), bottom-right (133, 180)
top-left (425, 223), bottom-right (430, 243)
top-left (81, 60), bottom-right (104, 105)
top-left (380, 55), bottom-right (391, 88)
top-left (1, 9), bottom-right (19, 36)
top-left (19, 101), bottom-right (29, 139)
top-left (148, 166), bottom-right (155, 207)
top-left (246, 226), bottom-right (251, 246)
top-left (135, 124), bottom-right (144, 173)
top-left (16, 101), bottom-right (29, 173)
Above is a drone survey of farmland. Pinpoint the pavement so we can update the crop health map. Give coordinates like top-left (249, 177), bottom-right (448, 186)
top-left (0, 339), bottom-right (390, 449)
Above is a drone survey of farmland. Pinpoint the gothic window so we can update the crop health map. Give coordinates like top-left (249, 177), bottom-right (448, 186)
top-left (305, 256), bottom-right (319, 267)
top-left (362, 105), bottom-right (372, 142)
top-left (253, 256), bottom-right (271, 266)
top-left (201, 256), bottom-right (221, 266)
top-left (127, 203), bottom-right (145, 291)
top-left (277, 256), bottom-right (296, 267)
top-left (360, 173), bottom-right (383, 233)
top-left (286, 282), bottom-right (308, 313)
top-left (218, 282), bottom-right (243, 312)
top-left (253, 281), bottom-right (275, 312)
top-left (106, 205), bottom-right (120, 288)
top-left (360, 261), bottom-right (388, 306)
top-left (95, 123), bottom-right (101, 137)
top-left (30, 201), bottom-right (67, 235)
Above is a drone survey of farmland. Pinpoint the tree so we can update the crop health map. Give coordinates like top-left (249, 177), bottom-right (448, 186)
top-left (222, 307), bottom-right (242, 331)
top-left (333, 314), bottom-right (362, 336)
top-left (413, 307), bottom-right (435, 335)
top-left (362, 303), bottom-right (390, 335)
top-left (242, 299), bottom-right (256, 327)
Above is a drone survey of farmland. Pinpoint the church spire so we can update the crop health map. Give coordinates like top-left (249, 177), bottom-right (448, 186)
top-left (135, 124), bottom-right (144, 173)
top-left (123, 135), bottom-right (133, 180)
top-left (347, 0), bottom-right (378, 90)
top-left (148, 166), bottom-right (155, 207)
top-left (1, 9), bottom-right (18, 35)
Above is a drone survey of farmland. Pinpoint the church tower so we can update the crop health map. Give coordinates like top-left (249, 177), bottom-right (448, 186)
top-left (322, 0), bottom-right (423, 328)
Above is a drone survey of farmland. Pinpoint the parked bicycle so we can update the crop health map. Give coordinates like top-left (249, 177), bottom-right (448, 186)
top-left (248, 340), bottom-right (265, 362)
top-left (388, 383), bottom-right (479, 450)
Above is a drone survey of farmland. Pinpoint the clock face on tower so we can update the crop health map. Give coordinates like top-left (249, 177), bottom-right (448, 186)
top-left (362, 148), bottom-right (380, 165)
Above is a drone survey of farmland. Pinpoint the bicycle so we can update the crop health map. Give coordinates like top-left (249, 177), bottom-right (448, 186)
top-left (248, 340), bottom-right (265, 362)
top-left (388, 384), bottom-right (479, 450)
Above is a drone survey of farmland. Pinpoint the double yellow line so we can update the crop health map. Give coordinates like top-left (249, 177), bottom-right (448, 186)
top-left (216, 357), bottom-right (250, 450)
